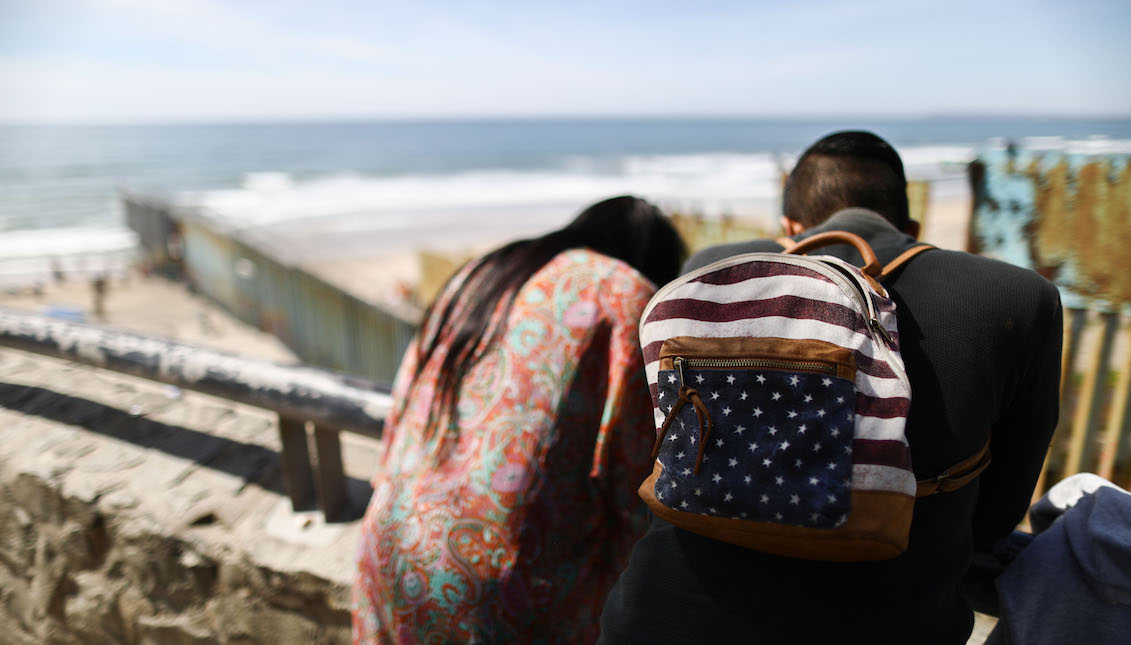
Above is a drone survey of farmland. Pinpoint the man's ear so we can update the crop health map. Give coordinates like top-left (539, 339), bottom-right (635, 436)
top-left (904, 220), bottom-right (921, 240)
top-left (780, 216), bottom-right (805, 236)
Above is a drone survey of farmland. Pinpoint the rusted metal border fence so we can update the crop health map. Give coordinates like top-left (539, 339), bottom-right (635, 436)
top-left (122, 193), bottom-right (419, 384)
top-left (0, 308), bottom-right (391, 522)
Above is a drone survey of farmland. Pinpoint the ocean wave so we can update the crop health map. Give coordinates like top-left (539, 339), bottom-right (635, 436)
top-left (177, 152), bottom-right (792, 229)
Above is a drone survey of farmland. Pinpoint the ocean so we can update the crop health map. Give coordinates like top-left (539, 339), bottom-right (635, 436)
top-left (2, 117), bottom-right (1130, 286)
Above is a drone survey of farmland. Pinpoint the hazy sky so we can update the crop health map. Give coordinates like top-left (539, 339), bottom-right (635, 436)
top-left (1, 0), bottom-right (1128, 123)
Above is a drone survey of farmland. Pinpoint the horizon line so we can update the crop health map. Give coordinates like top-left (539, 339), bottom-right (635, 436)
top-left (3, 112), bottom-right (1131, 127)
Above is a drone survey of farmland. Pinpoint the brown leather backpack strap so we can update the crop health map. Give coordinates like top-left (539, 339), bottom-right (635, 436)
top-left (915, 436), bottom-right (992, 497)
top-left (879, 244), bottom-right (935, 280)
top-left (785, 231), bottom-right (882, 277)
top-left (775, 236), bottom-right (797, 250)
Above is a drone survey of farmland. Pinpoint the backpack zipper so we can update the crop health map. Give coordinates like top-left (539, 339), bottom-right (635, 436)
top-left (673, 356), bottom-right (836, 387)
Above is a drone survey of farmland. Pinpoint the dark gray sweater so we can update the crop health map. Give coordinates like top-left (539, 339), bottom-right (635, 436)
top-left (600, 209), bottom-right (1063, 645)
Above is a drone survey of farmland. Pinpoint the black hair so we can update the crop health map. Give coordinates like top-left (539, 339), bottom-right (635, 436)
top-left (410, 195), bottom-right (685, 438)
top-left (783, 130), bottom-right (909, 229)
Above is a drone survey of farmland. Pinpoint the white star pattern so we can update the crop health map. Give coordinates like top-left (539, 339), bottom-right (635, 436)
top-left (650, 365), bottom-right (856, 527)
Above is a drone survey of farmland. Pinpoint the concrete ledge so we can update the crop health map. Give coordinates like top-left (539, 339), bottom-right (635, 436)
top-left (0, 349), bottom-right (381, 644)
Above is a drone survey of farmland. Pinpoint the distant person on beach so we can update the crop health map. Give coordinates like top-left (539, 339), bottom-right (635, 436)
top-left (352, 196), bottom-right (686, 643)
top-left (599, 131), bottom-right (1063, 644)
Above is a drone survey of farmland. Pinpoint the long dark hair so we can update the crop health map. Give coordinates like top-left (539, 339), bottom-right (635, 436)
top-left (410, 195), bottom-right (685, 438)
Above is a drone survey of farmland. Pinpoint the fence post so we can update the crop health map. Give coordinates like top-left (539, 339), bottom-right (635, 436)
top-left (1065, 311), bottom-right (1119, 477)
top-left (313, 424), bottom-right (347, 522)
top-left (1098, 317), bottom-right (1131, 484)
top-left (278, 415), bottom-right (317, 511)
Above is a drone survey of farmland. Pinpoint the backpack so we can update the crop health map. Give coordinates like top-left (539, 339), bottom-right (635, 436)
top-left (637, 232), bottom-right (991, 561)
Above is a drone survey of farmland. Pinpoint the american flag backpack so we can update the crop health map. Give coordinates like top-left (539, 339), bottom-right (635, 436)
top-left (638, 232), bottom-right (991, 561)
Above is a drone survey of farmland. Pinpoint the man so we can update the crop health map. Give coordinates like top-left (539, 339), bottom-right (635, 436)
top-left (599, 131), bottom-right (1063, 644)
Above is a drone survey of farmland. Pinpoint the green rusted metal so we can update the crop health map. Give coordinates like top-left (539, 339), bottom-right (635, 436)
top-left (122, 194), bottom-right (419, 383)
top-left (969, 147), bottom-right (1131, 310)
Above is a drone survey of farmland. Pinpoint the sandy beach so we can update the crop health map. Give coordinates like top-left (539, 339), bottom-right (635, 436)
top-left (0, 272), bottom-right (297, 363)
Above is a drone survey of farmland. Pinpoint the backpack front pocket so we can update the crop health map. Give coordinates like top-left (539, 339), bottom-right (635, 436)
top-left (650, 336), bottom-right (857, 529)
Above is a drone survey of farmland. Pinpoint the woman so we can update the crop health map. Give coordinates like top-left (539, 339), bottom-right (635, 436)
top-left (352, 196), bottom-right (685, 643)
